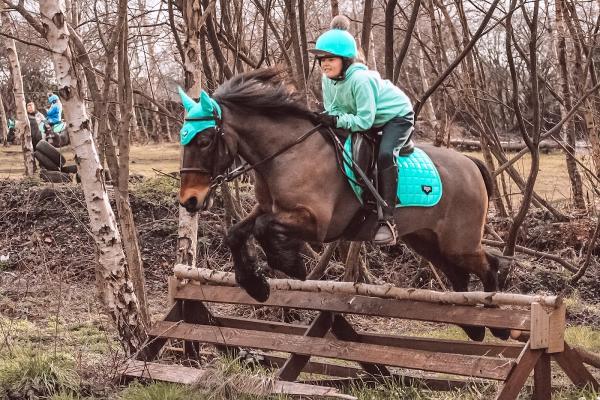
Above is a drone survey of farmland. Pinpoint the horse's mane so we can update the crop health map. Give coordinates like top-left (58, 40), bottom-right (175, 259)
top-left (212, 67), bottom-right (314, 120)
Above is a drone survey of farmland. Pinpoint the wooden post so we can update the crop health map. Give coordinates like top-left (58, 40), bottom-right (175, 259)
top-left (553, 343), bottom-right (599, 390)
top-left (530, 302), bottom-right (549, 350)
top-left (168, 276), bottom-right (179, 307)
top-left (547, 303), bottom-right (566, 353)
top-left (533, 354), bottom-right (551, 400)
top-left (277, 311), bottom-right (333, 381)
top-left (495, 343), bottom-right (542, 400)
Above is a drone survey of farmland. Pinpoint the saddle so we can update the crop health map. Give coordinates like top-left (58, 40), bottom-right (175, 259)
top-left (349, 129), bottom-right (415, 189)
top-left (336, 129), bottom-right (415, 242)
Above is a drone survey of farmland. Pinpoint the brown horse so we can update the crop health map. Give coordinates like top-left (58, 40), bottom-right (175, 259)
top-left (179, 68), bottom-right (507, 341)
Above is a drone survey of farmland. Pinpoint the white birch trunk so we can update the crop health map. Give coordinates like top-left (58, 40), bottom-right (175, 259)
top-left (39, 0), bottom-right (146, 352)
top-left (415, 25), bottom-right (437, 127)
top-left (1, 13), bottom-right (34, 175)
top-left (175, 0), bottom-right (204, 268)
top-left (0, 95), bottom-right (8, 145)
top-left (129, 95), bottom-right (141, 142)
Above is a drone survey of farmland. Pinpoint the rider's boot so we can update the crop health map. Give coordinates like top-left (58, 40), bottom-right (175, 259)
top-left (373, 165), bottom-right (398, 245)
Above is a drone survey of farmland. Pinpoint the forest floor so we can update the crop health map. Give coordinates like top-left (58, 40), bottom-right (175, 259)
top-left (0, 146), bottom-right (599, 399)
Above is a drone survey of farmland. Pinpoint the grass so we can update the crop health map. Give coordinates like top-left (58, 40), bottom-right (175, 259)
top-left (565, 326), bottom-right (600, 352)
top-left (131, 175), bottom-right (179, 205)
top-left (348, 381), bottom-right (598, 399)
top-left (119, 381), bottom-right (206, 400)
top-left (0, 143), bottom-right (181, 179)
top-left (0, 349), bottom-right (80, 398)
top-left (464, 150), bottom-right (596, 206)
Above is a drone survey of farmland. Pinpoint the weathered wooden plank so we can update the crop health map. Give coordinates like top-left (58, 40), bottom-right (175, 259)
top-left (121, 360), bottom-right (356, 399)
top-left (175, 285), bottom-right (531, 330)
top-left (173, 266), bottom-right (561, 308)
top-left (260, 353), bottom-right (362, 378)
top-left (495, 343), bottom-right (542, 400)
top-left (182, 300), bottom-right (211, 357)
top-left (331, 315), bottom-right (391, 376)
top-left (121, 359), bottom-right (206, 384)
top-left (277, 311), bottom-right (333, 381)
top-left (215, 315), bottom-right (524, 358)
top-left (553, 343), bottom-right (599, 390)
top-left (271, 381), bottom-right (357, 399)
top-left (182, 300), bottom-right (233, 358)
top-left (150, 321), bottom-right (515, 380)
top-left (167, 276), bottom-right (179, 307)
top-left (139, 302), bottom-right (182, 361)
top-left (533, 354), bottom-right (551, 400)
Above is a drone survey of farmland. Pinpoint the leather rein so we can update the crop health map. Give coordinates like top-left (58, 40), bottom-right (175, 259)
top-left (180, 109), bottom-right (323, 189)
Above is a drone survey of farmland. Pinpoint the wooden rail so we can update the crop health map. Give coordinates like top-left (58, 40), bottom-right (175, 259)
top-left (173, 264), bottom-right (562, 308)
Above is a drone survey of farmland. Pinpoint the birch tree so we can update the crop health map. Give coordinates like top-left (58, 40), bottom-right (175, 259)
top-left (0, 94), bottom-right (7, 145)
top-left (1, 11), bottom-right (34, 174)
top-left (39, 0), bottom-right (146, 352)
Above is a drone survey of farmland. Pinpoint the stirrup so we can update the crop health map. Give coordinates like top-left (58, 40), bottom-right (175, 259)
top-left (373, 220), bottom-right (397, 246)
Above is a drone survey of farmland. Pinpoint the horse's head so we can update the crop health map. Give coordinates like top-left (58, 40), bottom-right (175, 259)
top-left (178, 88), bottom-right (234, 213)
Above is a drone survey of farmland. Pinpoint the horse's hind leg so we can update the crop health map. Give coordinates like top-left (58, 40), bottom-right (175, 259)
top-left (448, 251), bottom-right (510, 340)
top-left (224, 205), bottom-right (270, 302)
top-left (403, 232), bottom-right (486, 342)
top-left (253, 213), bottom-right (307, 280)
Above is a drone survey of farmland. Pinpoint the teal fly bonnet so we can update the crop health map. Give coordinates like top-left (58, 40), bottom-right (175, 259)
top-left (178, 87), bottom-right (222, 146)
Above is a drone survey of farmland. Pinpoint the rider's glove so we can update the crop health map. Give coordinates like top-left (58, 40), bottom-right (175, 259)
top-left (312, 112), bottom-right (337, 129)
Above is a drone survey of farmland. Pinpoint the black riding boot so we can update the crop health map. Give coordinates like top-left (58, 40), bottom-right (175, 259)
top-left (373, 165), bottom-right (398, 245)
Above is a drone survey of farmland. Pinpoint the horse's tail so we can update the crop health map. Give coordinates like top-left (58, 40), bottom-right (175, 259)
top-left (467, 156), bottom-right (494, 199)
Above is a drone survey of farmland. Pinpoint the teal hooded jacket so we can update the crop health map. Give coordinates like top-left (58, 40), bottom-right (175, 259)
top-left (322, 63), bottom-right (413, 132)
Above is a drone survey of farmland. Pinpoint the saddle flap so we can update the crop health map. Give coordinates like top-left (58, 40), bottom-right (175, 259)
top-left (350, 133), bottom-right (375, 180)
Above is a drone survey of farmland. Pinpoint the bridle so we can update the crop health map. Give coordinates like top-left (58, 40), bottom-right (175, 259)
top-left (180, 106), bottom-right (323, 190)
top-left (179, 108), bottom-right (225, 177)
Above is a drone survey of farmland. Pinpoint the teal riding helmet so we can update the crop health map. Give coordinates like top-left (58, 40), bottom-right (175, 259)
top-left (310, 28), bottom-right (357, 59)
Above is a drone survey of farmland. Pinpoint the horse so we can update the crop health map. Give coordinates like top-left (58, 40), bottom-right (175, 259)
top-left (178, 68), bottom-right (508, 341)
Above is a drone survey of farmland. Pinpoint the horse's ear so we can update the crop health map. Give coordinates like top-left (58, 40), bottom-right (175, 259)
top-left (178, 87), bottom-right (197, 112)
top-left (199, 90), bottom-right (214, 112)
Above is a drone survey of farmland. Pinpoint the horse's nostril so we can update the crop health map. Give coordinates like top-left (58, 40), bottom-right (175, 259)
top-left (187, 197), bottom-right (198, 208)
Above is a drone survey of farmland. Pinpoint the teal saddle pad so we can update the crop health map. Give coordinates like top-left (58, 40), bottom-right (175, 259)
top-left (343, 136), bottom-right (443, 207)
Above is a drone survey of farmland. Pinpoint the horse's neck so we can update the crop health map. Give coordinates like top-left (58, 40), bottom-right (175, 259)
top-left (235, 116), bottom-right (333, 166)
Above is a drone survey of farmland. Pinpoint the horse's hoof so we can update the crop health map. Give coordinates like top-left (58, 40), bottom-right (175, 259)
top-left (490, 327), bottom-right (510, 340)
top-left (290, 263), bottom-right (307, 281)
top-left (272, 258), bottom-right (306, 281)
top-left (462, 326), bottom-right (485, 342)
top-left (237, 272), bottom-right (270, 302)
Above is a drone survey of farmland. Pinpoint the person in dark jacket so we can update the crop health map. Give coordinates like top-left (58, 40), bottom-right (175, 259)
top-left (27, 102), bottom-right (45, 147)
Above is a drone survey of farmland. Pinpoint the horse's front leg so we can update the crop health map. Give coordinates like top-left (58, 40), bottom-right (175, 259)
top-left (224, 205), bottom-right (270, 302)
top-left (253, 208), bottom-right (318, 281)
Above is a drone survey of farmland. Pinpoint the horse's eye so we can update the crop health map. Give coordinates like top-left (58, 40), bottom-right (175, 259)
top-left (197, 136), bottom-right (212, 148)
